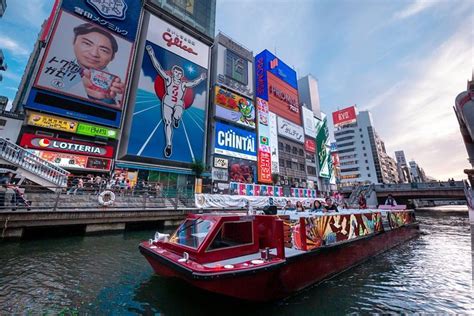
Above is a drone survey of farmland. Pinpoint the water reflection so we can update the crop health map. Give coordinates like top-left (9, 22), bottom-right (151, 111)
top-left (0, 213), bottom-right (472, 314)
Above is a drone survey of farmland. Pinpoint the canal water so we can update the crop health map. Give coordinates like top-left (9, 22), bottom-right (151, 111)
top-left (0, 212), bottom-right (472, 314)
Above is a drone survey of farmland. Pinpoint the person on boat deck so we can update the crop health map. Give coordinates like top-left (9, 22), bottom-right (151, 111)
top-left (310, 200), bottom-right (323, 212)
top-left (385, 194), bottom-right (398, 206)
top-left (295, 201), bottom-right (305, 212)
top-left (284, 200), bottom-right (295, 210)
top-left (358, 193), bottom-right (367, 209)
top-left (324, 197), bottom-right (339, 212)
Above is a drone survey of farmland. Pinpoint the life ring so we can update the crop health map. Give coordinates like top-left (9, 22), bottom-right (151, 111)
top-left (98, 190), bottom-right (115, 206)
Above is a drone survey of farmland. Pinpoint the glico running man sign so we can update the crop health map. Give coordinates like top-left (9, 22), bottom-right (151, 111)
top-left (125, 14), bottom-right (209, 164)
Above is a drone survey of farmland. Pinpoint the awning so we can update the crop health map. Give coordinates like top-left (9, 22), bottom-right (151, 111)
top-left (115, 162), bottom-right (211, 177)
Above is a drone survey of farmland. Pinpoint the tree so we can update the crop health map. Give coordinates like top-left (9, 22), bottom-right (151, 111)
top-left (191, 160), bottom-right (205, 178)
top-left (271, 173), bottom-right (280, 185)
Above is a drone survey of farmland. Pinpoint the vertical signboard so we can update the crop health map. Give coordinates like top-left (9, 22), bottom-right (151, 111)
top-left (268, 112), bottom-right (279, 173)
top-left (256, 98), bottom-right (272, 183)
top-left (26, 0), bottom-right (142, 127)
top-left (315, 114), bottom-right (331, 178)
top-left (302, 106), bottom-right (316, 137)
top-left (126, 14), bottom-right (209, 164)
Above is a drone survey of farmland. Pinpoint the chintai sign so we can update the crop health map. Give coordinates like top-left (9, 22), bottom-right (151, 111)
top-left (214, 121), bottom-right (257, 161)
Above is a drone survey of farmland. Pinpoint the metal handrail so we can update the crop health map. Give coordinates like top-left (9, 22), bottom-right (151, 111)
top-left (0, 138), bottom-right (69, 187)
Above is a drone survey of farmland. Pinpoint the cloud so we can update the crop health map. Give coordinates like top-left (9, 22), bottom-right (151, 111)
top-left (139, 69), bottom-right (156, 94)
top-left (0, 36), bottom-right (30, 56)
top-left (0, 71), bottom-right (21, 82)
top-left (393, 0), bottom-right (438, 20)
top-left (363, 20), bottom-right (473, 179)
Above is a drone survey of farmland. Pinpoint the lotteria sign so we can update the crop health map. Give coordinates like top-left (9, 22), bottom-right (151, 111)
top-left (20, 134), bottom-right (114, 158)
top-left (214, 121), bottom-right (257, 161)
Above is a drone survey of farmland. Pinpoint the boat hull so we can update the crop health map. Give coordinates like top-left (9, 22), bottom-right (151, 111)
top-left (140, 223), bottom-right (419, 301)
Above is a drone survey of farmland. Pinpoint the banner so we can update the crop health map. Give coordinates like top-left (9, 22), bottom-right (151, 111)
top-left (213, 156), bottom-right (228, 169)
top-left (258, 151), bottom-right (272, 183)
top-left (214, 121), bottom-right (257, 161)
top-left (195, 194), bottom-right (317, 209)
top-left (126, 14), bottom-right (209, 164)
top-left (268, 112), bottom-right (279, 173)
top-left (277, 116), bottom-right (304, 143)
top-left (214, 86), bottom-right (255, 129)
top-left (211, 167), bottom-right (229, 181)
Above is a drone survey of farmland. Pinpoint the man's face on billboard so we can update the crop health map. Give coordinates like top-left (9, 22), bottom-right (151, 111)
top-left (173, 68), bottom-right (183, 81)
top-left (74, 32), bottom-right (114, 70)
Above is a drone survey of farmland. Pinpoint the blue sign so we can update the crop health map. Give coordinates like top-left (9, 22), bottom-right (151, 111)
top-left (214, 121), bottom-right (257, 161)
top-left (61, 0), bottom-right (141, 42)
top-left (25, 88), bottom-right (122, 127)
top-left (255, 49), bottom-right (297, 90)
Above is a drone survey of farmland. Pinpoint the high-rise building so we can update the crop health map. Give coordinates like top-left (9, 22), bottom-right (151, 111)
top-left (0, 0), bottom-right (7, 18)
top-left (409, 161), bottom-right (426, 183)
top-left (333, 108), bottom-right (399, 186)
top-left (395, 150), bottom-right (411, 183)
top-left (298, 75), bottom-right (321, 120)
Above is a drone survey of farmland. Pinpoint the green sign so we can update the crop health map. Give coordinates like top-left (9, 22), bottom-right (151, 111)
top-left (315, 114), bottom-right (331, 178)
top-left (76, 123), bottom-right (118, 139)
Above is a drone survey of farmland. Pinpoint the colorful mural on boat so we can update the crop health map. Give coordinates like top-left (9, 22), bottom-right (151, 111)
top-left (388, 211), bottom-right (416, 229)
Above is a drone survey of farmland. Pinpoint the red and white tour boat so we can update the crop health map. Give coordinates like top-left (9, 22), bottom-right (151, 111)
top-left (139, 207), bottom-right (419, 301)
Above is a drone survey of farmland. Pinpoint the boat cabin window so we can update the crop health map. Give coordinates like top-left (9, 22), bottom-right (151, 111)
top-left (208, 221), bottom-right (253, 251)
top-left (170, 219), bottom-right (213, 249)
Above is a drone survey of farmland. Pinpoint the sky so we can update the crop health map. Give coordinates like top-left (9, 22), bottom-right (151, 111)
top-left (0, 0), bottom-right (473, 180)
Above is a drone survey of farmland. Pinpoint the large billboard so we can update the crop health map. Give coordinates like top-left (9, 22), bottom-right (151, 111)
top-left (267, 72), bottom-right (301, 125)
top-left (29, 150), bottom-right (112, 172)
top-left (214, 86), bottom-right (255, 129)
top-left (126, 14), bottom-right (209, 164)
top-left (255, 50), bottom-right (297, 102)
top-left (214, 121), bottom-right (257, 161)
top-left (26, 0), bottom-right (142, 127)
top-left (332, 105), bottom-right (357, 127)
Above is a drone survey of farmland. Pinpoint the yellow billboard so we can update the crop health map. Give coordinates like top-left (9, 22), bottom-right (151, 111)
top-left (27, 111), bottom-right (78, 133)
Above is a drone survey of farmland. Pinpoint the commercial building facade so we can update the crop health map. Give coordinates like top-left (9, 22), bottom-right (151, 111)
top-left (333, 108), bottom-right (399, 186)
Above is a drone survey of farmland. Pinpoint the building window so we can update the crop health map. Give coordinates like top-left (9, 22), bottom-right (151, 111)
top-left (368, 174), bottom-right (371, 177)
top-left (286, 160), bottom-right (292, 168)
top-left (285, 144), bottom-right (291, 152)
top-left (299, 164), bottom-right (305, 171)
top-left (365, 160), bottom-right (368, 163)
top-left (363, 146), bottom-right (366, 150)
top-left (279, 159), bottom-right (285, 167)
top-left (364, 153), bottom-right (367, 157)
top-left (278, 142), bottom-right (283, 149)
top-left (299, 149), bottom-right (304, 156)
top-left (361, 140), bottom-right (364, 144)
top-left (292, 147), bottom-right (298, 154)
top-left (359, 128), bottom-right (362, 132)
top-left (366, 166), bottom-right (369, 170)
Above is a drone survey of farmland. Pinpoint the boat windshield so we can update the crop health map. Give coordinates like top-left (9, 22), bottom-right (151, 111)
top-left (169, 218), bottom-right (214, 249)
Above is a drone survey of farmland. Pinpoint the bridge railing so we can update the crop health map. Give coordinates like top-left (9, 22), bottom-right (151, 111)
top-left (0, 182), bottom-right (197, 212)
top-left (375, 181), bottom-right (463, 191)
